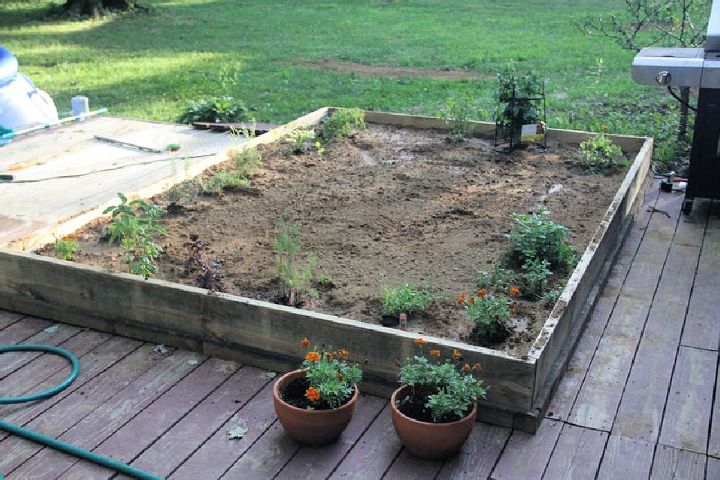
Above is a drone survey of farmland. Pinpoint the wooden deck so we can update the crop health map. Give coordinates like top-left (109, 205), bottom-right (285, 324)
top-left (0, 186), bottom-right (718, 479)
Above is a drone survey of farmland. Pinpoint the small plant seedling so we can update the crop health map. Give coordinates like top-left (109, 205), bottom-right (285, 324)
top-left (575, 133), bottom-right (628, 174)
top-left (287, 128), bottom-right (316, 154)
top-left (439, 94), bottom-right (475, 140)
top-left (507, 206), bottom-right (576, 273)
top-left (53, 237), bottom-right (79, 261)
top-left (541, 286), bottom-right (563, 309)
top-left (520, 258), bottom-right (553, 299)
top-left (381, 283), bottom-right (435, 318)
top-left (202, 171), bottom-right (249, 194)
top-left (274, 219), bottom-right (317, 306)
top-left (315, 140), bottom-right (325, 157)
top-left (460, 293), bottom-right (511, 339)
top-left (179, 96), bottom-right (250, 124)
top-left (318, 108), bottom-right (365, 143)
top-left (230, 144), bottom-right (262, 177)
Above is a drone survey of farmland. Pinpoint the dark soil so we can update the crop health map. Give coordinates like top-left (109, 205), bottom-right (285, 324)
top-left (281, 377), bottom-right (346, 410)
top-left (396, 386), bottom-right (467, 423)
top-left (42, 124), bottom-right (629, 357)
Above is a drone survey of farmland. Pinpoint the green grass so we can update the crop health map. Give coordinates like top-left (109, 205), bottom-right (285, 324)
top-left (0, 0), bottom-right (683, 166)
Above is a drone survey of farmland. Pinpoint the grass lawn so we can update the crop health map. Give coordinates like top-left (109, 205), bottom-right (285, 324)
top-left (0, 0), bottom-right (683, 166)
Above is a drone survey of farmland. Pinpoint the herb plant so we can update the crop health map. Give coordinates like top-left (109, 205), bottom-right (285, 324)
top-left (398, 339), bottom-right (486, 423)
top-left (53, 237), bottom-right (79, 261)
top-left (318, 108), bottom-right (365, 143)
top-left (202, 171), bottom-right (249, 194)
top-left (439, 94), bottom-right (475, 140)
top-left (459, 293), bottom-right (511, 338)
top-left (381, 283), bottom-right (435, 318)
top-left (520, 258), bottom-right (553, 299)
top-left (274, 219), bottom-right (317, 306)
top-left (541, 286), bottom-right (563, 309)
top-left (184, 234), bottom-right (226, 292)
top-left (231, 144), bottom-right (262, 177)
top-left (576, 134), bottom-right (628, 174)
top-left (179, 96), bottom-right (251, 124)
top-left (299, 338), bottom-right (363, 409)
top-left (287, 128), bottom-right (316, 154)
top-left (507, 206), bottom-right (576, 272)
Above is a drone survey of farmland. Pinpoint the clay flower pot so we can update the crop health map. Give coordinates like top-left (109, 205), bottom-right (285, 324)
top-left (273, 369), bottom-right (358, 446)
top-left (390, 385), bottom-right (477, 460)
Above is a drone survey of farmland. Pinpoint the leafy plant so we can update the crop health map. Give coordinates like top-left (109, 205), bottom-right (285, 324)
top-left (184, 234), bottom-right (225, 292)
top-left (230, 144), bottom-right (263, 177)
top-left (287, 128), bottom-right (316, 154)
top-left (103, 193), bottom-right (166, 278)
top-left (495, 65), bottom-right (543, 144)
top-left (318, 108), bottom-right (365, 143)
top-left (439, 94), bottom-right (475, 140)
top-left (381, 283), bottom-right (435, 318)
top-left (459, 293), bottom-right (511, 338)
top-left (521, 258), bottom-right (553, 299)
top-left (179, 96), bottom-right (250, 124)
top-left (542, 286), bottom-right (563, 309)
top-left (315, 140), bottom-right (325, 157)
top-left (507, 206), bottom-right (576, 272)
top-left (476, 263), bottom-right (520, 292)
top-left (53, 237), bottom-right (79, 261)
top-left (202, 171), bottom-right (249, 194)
top-left (300, 338), bottom-right (363, 409)
top-left (274, 219), bottom-right (317, 306)
top-left (575, 133), bottom-right (627, 174)
top-left (398, 341), bottom-right (486, 423)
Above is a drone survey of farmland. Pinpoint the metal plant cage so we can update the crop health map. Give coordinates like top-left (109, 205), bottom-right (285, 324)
top-left (494, 81), bottom-right (547, 152)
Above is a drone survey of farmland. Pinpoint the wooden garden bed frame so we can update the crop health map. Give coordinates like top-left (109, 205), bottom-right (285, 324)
top-left (0, 108), bottom-right (653, 432)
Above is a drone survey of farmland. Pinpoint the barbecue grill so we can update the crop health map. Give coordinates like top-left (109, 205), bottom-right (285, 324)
top-left (632, 1), bottom-right (720, 213)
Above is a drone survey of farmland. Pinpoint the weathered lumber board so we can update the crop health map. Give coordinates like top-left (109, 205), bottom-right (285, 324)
top-left (597, 435), bottom-right (655, 480)
top-left (435, 422), bottom-right (511, 480)
top-left (126, 366), bottom-right (270, 479)
top-left (0, 311), bottom-right (23, 330)
top-left (383, 450), bottom-right (443, 480)
top-left (274, 395), bottom-right (386, 480)
top-left (542, 423), bottom-right (607, 480)
top-left (650, 444), bottom-right (707, 479)
top-left (490, 418), bottom-right (562, 480)
top-left (658, 345), bottom-right (717, 453)
top-left (220, 421), bottom-right (300, 480)
top-left (709, 356), bottom-right (720, 458)
top-left (0, 322), bottom-right (80, 379)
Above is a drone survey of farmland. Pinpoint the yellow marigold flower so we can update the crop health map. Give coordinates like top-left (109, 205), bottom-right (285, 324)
top-left (300, 338), bottom-right (310, 348)
top-left (510, 286), bottom-right (521, 297)
top-left (305, 386), bottom-right (321, 402)
top-left (430, 349), bottom-right (441, 358)
top-left (305, 351), bottom-right (320, 362)
top-left (452, 349), bottom-right (462, 361)
top-left (415, 338), bottom-right (427, 345)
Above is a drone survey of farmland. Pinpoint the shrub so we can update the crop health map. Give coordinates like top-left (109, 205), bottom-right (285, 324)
top-left (439, 94), bottom-right (475, 140)
top-left (459, 293), bottom-right (511, 338)
top-left (576, 133), bottom-right (628, 174)
top-left (495, 65), bottom-right (543, 143)
top-left (381, 283), bottom-right (435, 318)
top-left (274, 220), bottom-right (317, 306)
top-left (300, 338), bottom-right (363, 409)
top-left (507, 206), bottom-right (576, 272)
top-left (398, 342), bottom-right (486, 423)
top-left (53, 237), bottom-right (79, 261)
top-left (287, 128), bottom-right (316, 154)
top-left (179, 96), bottom-right (250, 124)
top-left (318, 108), bottom-right (365, 143)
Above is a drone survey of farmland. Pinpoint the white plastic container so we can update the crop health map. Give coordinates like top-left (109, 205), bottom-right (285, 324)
top-left (0, 46), bottom-right (59, 131)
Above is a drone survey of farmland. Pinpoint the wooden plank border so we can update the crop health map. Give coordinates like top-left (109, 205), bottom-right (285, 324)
top-left (0, 108), bottom-right (652, 432)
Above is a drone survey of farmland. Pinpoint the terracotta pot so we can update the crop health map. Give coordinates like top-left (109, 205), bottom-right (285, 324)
top-left (273, 369), bottom-right (358, 446)
top-left (390, 385), bottom-right (477, 460)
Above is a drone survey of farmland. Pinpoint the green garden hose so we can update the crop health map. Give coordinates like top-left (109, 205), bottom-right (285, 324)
top-left (0, 344), bottom-right (163, 480)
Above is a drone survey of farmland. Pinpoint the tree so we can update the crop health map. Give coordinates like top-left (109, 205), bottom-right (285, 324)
top-left (63, 0), bottom-right (142, 17)
top-left (580, 0), bottom-right (711, 140)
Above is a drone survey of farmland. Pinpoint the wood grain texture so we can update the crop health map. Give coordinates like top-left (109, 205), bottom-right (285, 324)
top-left (383, 450), bottom-right (443, 480)
top-left (597, 435), bottom-right (655, 480)
top-left (650, 444), bottom-right (706, 480)
top-left (706, 456), bottom-right (720, 480)
top-left (219, 422), bottom-right (300, 480)
top-left (0, 322), bottom-right (80, 378)
top-left (491, 419), bottom-right (563, 480)
top-left (709, 356), bottom-right (720, 458)
top-left (659, 346), bottom-right (717, 453)
top-left (435, 423), bottom-right (511, 480)
top-left (0, 310), bottom-right (23, 330)
top-left (542, 423), bottom-right (607, 480)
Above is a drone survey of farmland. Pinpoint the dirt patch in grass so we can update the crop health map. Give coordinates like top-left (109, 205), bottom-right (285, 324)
top-left (296, 59), bottom-right (486, 80)
top-left (52, 124), bottom-right (626, 357)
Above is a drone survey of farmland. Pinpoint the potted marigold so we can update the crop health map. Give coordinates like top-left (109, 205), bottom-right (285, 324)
top-left (273, 338), bottom-right (363, 445)
top-left (391, 339), bottom-right (486, 460)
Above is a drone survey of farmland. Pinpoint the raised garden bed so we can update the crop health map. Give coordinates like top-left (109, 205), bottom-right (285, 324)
top-left (0, 109), bottom-right (652, 432)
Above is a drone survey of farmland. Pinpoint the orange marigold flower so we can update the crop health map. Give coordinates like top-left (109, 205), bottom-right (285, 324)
top-left (305, 351), bottom-right (320, 362)
top-left (452, 349), bottom-right (462, 361)
top-left (456, 293), bottom-right (466, 305)
top-left (510, 286), bottom-right (521, 297)
top-left (477, 288), bottom-right (487, 297)
top-left (463, 363), bottom-right (471, 373)
top-left (473, 363), bottom-right (482, 371)
top-left (468, 297), bottom-right (475, 305)
top-left (415, 338), bottom-right (427, 345)
top-left (338, 348), bottom-right (349, 358)
top-left (300, 337), bottom-right (310, 348)
top-left (305, 386), bottom-right (321, 402)
top-left (430, 349), bottom-right (441, 358)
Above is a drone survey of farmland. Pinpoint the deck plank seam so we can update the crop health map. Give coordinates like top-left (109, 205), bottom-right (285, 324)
top-left (379, 444), bottom-right (406, 480)
top-left (0, 328), bottom-right (85, 383)
top-left (535, 421), bottom-right (578, 480)
top-left (270, 444), bottom-right (303, 480)
top-left (121, 363), bottom-right (248, 476)
top-left (51, 356), bottom-right (212, 479)
top-left (165, 376), bottom-right (275, 478)
top-left (323, 400), bottom-right (389, 480)
top-left (216, 418), bottom-right (281, 480)
top-left (563, 190), bottom-right (661, 425)
top-left (484, 420), bottom-right (515, 480)
top-left (0, 314), bottom-right (26, 332)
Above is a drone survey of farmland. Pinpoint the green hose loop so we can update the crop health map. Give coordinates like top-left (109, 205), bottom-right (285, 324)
top-left (0, 344), bottom-right (79, 404)
top-left (0, 344), bottom-right (163, 480)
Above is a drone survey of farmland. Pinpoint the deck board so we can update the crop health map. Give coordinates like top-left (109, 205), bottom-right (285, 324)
top-left (0, 191), bottom-right (719, 480)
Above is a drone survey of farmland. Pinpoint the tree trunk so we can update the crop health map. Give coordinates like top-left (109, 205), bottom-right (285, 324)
top-left (678, 87), bottom-right (690, 141)
top-left (63, 0), bottom-right (136, 17)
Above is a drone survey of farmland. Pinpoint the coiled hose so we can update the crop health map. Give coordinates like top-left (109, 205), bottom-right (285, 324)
top-left (0, 344), bottom-right (162, 480)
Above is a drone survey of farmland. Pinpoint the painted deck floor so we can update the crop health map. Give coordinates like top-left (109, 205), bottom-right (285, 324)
top-left (0, 186), bottom-right (718, 479)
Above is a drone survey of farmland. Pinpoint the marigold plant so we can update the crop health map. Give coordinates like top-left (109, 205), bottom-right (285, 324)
top-left (300, 339), bottom-right (363, 409)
